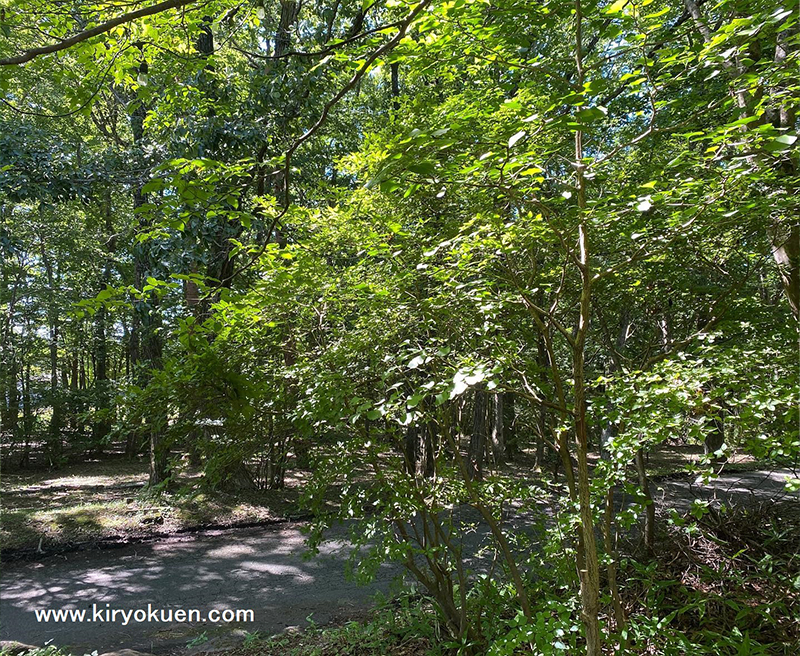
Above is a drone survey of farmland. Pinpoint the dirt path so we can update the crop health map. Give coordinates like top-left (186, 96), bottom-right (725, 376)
top-left (1, 469), bottom-right (796, 654)
top-left (0, 522), bottom-right (401, 654)
top-left (652, 467), bottom-right (798, 512)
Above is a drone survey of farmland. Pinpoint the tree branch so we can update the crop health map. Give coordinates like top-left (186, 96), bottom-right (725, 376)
top-left (0, 0), bottom-right (198, 66)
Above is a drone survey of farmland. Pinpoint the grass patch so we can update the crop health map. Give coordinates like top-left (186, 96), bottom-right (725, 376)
top-left (0, 458), bottom-right (304, 552)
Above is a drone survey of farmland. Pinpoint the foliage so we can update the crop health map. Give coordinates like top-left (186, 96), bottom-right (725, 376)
top-left (0, 0), bottom-right (797, 654)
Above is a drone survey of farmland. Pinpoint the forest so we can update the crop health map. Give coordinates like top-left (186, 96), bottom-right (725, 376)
top-left (0, 1), bottom-right (798, 655)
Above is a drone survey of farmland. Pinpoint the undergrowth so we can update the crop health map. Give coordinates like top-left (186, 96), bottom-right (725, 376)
top-left (615, 501), bottom-right (800, 655)
top-left (237, 502), bottom-right (800, 655)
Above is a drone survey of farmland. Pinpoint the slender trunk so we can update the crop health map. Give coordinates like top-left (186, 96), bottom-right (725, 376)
top-left (502, 391), bottom-right (517, 461)
top-left (536, 332), bottom-right (548, 468)
top-left (771, 26), bottom-right (798, 318)
top-left (704, 410), bottom-right (726, 464)
top-left (93, 190), bottom-right (114, 447)
top-left (6, 354), bottom-right (19, 437)
top-left (469, 388), bottom-right (487, 481)
top-left (684, 0), bottom-right (798, 318)
top-left (22, 362), bottom-right (32, 437)
top-left (123, 319), bottom-right (130, 379)
top-left (0, 373), bottom-right (7, 434)
top-left (276, 1), bottom-right (299, 57)
top-left (65, 354), bottom-right (76, 431)
top-left (48, 311), bottom-right (60, 453)
top-left (129, 64), bottom-right (168, 486)
top-left (70, 355), bottom-right (78, 391)
top-left (490, 392), bottom-right (505, 466)
top-left (573, 338), bottom-right (601, 656)
top-left (40, 231), bottom-right (62, 459)
top-left (0, 230), bottom-right (8, 434)
top-left (443, 426), bottom-right (533, 623)
top-left (404, 424), bottom-right (417, 475)
top-left (404, 423), bottom-right (434, 478)
top-left (603, 487), bottom-right (626, 636)
top-left (771, 223), bottom-right (799, 319)
top-left (634, 449), bottom-right (655, 553)
top-left (423, 422), bottom-right (436, 477)
top-left (21, 362), bottom-right (31, 467)
top-left (390, 62), bottom-right (400, 111)
top-left (573, 4), bottom-right (601, 653)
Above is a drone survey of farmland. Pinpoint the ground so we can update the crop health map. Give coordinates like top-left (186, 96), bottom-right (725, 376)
top-left (0, 520), bottom-right (404, 654)
top-left (0, 443), bottom-right (763, 556)
top-left (1, 448), bottom-right (797, 654)
top-left (0, 455), bottom-right (307, 555)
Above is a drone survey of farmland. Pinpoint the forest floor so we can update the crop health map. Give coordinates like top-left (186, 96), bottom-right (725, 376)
top-left (0, 444), bottom-right (766, 556)
top-left (1, 466), bottom-right (797, 655)
top-left (0, 455), bottom-right (309, 555)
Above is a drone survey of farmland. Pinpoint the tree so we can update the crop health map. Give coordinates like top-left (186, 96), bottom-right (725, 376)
top-left (0, 1), bottom-right (796, 653)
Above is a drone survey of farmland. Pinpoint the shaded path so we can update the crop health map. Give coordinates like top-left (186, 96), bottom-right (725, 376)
top-left (653, 467), bottom-right (798, 513)
top-left (1, 469), bottom-right (796, 654)
top-left (0, 522), bottom-right (402, 654)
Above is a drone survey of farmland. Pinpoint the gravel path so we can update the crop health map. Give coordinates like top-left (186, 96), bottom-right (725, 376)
top-left (1, 468), bottom-right (796, 654)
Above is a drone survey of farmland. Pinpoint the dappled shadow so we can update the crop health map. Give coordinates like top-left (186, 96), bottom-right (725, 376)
top-left (0, 521), bottom-right (403, 654)
top-left (3, 469), bottom-right (795, 654)
top-left (653, 467), bottom-right (800, 513)
top-left (1, 487), bottom-right (141, 512)
top-left (0, 456), bottom-right (149, 493)
top-left (0, 503), bottom-right (144, 552)
top-left (0, 456), bottom-right (306, 553)
top-left (588, 443), bottom-right (758, 476)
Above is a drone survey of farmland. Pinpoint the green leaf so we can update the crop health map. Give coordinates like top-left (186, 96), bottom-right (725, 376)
top-left (408, 161), bottom-right (436, 177)
top-left (604, 0), bottom-right (628, 15)
top-left (508, 130), bottom-right (526, 148)
top-left (764, 134), bottom-right (797, 152)
top-left (407, 393), bottom-right (425, 408)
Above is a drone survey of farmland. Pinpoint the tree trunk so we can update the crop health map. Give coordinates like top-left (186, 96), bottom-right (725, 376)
top-left (390, 62), bottom-right (400, 111)
top-left (129, 63), bottom-right (168, 487)
top-left (93, 189), bottom-right (114, 448)
top-left (5, 353), bottom-right (19, 438)
top-left (704, 411), bottom-right (726, 464)
top-left (634, 448), bottom-right (655, 554)
top-left (572, 9), bottom-right (602, 649)
top-left (573, 343), bottom-right (602, 656)
top-left (405, 422), bottom-right (435, 478)
top-left (771, 223), bottom-right (799, 319)
top-left (490, 392), bottom-right (505, 466)
top-left (0, 376), bottom-right (8, 435)
top-left (276, 1), bottom-right (299, 57)
top-left (503, 391), bottom-right (517, 462)
top-left (22, 362), bottom-right (32, 438)
top-left (468, 388), bottom-right (487, 481)
top-left (603, 487), bottom-right (626, 635)
top-left (683, 0), bottom-right (798, 319)
top-left (40, 231), bottom-right (62, 460)
top-left (20, 361), bottom-right (31, 468)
